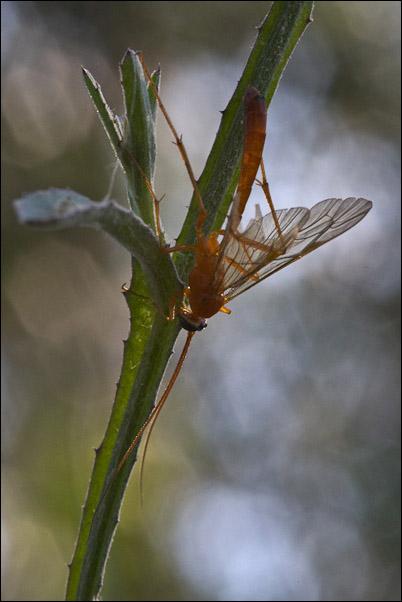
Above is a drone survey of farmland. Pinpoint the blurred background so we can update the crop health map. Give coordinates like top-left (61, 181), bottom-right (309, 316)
top-left (2, 1), bottom-right (400, 600)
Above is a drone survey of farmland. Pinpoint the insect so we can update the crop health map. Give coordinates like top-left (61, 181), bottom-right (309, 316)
top-left (95, 53), bottom-right (372, 511)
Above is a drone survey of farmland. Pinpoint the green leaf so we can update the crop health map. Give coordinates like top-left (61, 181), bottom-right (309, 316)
top-left (119, 50), bottom-right (158, 225)
top-left (82, 67), bottom-right (123, 153)
top-left (83, 52), bottom-right (160, 226)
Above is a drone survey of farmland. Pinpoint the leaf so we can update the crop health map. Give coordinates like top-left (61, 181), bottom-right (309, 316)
top-left (13, 188), bottom-right (181, 312)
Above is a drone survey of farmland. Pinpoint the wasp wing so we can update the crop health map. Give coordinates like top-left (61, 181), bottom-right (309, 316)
top-left (215, 205), bottom-right (309, 293)
top-left (222, 197), bottom-right (372, 301)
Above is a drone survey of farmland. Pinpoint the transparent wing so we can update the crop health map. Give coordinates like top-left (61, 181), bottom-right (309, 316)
top-left (221, 197), bottom-right (372, 300)
top-left (213, 205), bottom-right (308, 291)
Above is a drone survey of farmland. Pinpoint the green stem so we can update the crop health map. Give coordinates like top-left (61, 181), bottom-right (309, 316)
top-left (14, 2), bottom-right (314, 600)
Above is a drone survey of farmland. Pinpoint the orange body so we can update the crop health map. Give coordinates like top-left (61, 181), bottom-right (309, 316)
top-left (181, 232), bottom-right (224, 329)
top-left (180, 87), bottom-right (267, 331)
top-left (235, 87), bottom-right (267, 225)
